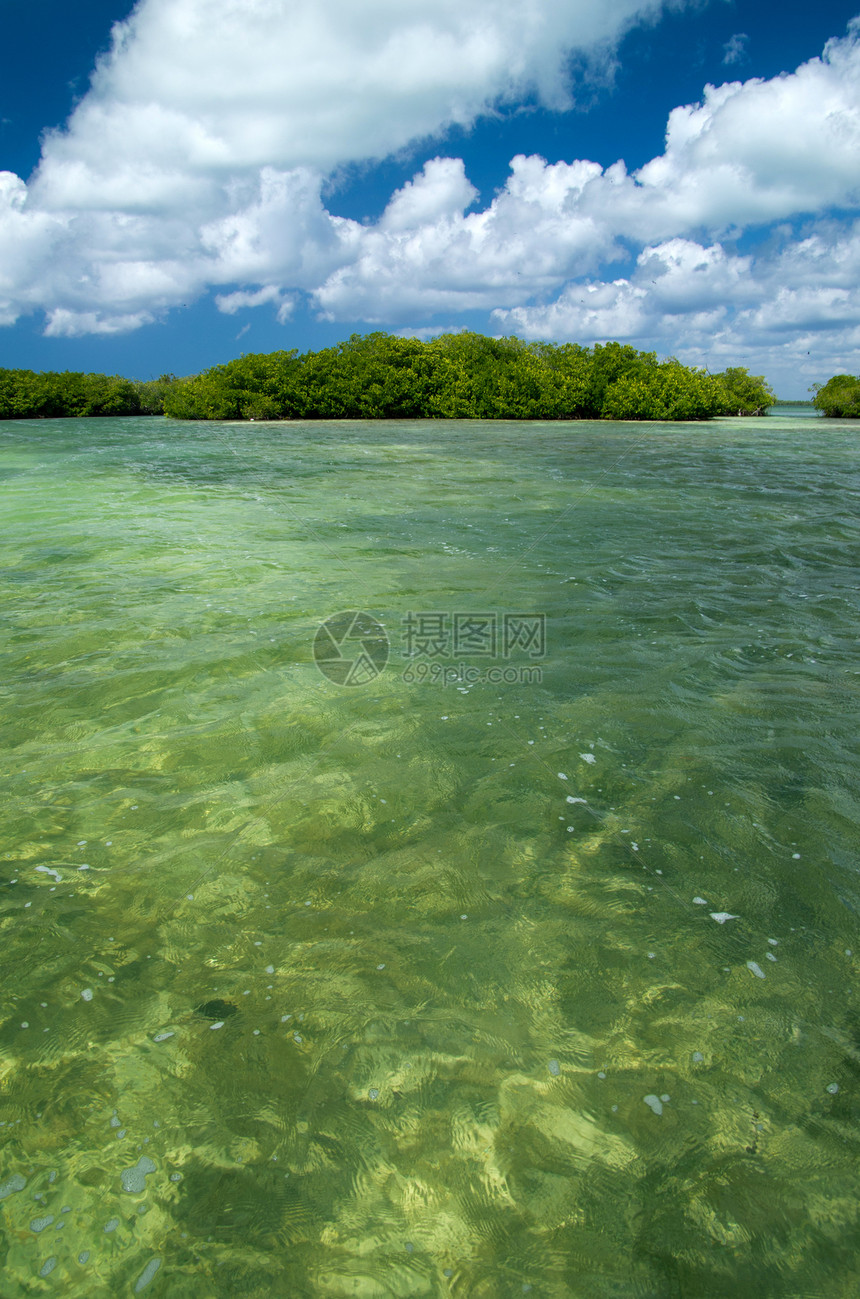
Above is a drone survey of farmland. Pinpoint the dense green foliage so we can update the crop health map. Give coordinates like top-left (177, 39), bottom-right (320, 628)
top-left (0, 336), bottom-right (777, 422)
top-left (135, 374), bottom-right (182, 415)
top-left (0, 369), bottom-right (180, 419)
top-left (161, 333), bottom-right (774, 422)
top-left (811, 374), bottom-right (860, 418)
top-left (711, 366), bottom-right (775, 415)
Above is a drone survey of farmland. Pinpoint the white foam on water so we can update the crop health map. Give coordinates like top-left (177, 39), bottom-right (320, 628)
top-left (693, 897), bottom-right (708, 905)
top-left (35, 866), bottom-right (62, 882)
top-left (643, 1095), bottom-right (663, 1115)
top-left (746, 961), bottom-right (766, 979)
top-left (580, 754), bottom-right (596, 764)
top-left (80, 988), bottom-right (93, 1001)
top-left (121, 1157), bottom-right (156, 1194)
top-left (566, 797), bottom-right (586, 804)
top-left (210, 1021), bottom-right (224, 1030)
top-left (710, 913), bottom-right (739, 924)
top-left (547, 1060), bottom-right (561, 1077)
top-left (0, 1174), bottom-right (27, 1199)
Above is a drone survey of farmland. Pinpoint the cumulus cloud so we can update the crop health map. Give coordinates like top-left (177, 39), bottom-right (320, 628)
top-left (44, 308), bottom-right (156, 337)
top-left (379, 158), bottom-right (479, 232)
top-left (311, 18), bottom-right (860, 323)
top-left (215, 284), bottom-right (295, 322)
top-left (1, 0), bottom-right (674, 330)
top-left (0, 0), bottom-right (859, 391)
top-left (37, 0), bottom-right (657, 192)
top-left (314, 154), bottom-right (612, 321)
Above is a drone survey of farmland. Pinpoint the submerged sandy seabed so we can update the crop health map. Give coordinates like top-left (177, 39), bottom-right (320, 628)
top-left (0, 416), bottom-right (858, 1297)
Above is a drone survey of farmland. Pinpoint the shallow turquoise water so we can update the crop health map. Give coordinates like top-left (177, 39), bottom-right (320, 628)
top-left (0, 414), bottom-right (859, 1297)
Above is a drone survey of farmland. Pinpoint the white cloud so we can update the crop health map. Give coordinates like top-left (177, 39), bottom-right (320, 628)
top-left (216, 284), bottom-right (280, 313)
top-left (722, 33), bottom-right (749, 66)
top-left (494, 238), bottom-right (755, 345)
top-left (314, 153), bottom-right (612, 321)
top-left (199, 168), bottom-right (356, 288)
top-left (312, 23), bottom-right (860, 326)
top-left (2, 0), bottom-right (671, 329)
top-left (380, 158), bottom-right (478, 232)
top-left (215, 283), bottom-right (296, 322)
top-left (29, 0), bottom-right (664, 210)
top-left (44, 308), bottom-right (156, 337)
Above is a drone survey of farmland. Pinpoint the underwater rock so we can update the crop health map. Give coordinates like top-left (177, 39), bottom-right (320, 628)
top-left (195, 999), bottom-right (238, 1020)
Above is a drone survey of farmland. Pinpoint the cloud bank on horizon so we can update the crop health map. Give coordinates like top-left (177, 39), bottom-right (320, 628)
top-left (1, 0), bottom-right (859, 391)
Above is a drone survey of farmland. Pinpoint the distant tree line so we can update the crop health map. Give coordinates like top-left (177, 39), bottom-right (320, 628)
top-left (0, 369), bottom-right (178, 420)
top-left (812, 374), bottom-right (860, 418)
top-left (1, 333), bottom-right (777, 422)
top-left (160, 334), bottom-right (775, 421)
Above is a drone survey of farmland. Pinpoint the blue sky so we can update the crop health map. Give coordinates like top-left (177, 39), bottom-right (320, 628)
top-left (1, 0), bottom-right (859, 395)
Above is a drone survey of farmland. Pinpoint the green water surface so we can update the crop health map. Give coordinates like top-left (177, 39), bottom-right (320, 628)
top-left (0, 415), bottom-right (859, 1297)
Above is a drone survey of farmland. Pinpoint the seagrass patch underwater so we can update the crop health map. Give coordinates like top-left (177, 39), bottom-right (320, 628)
top-left (0, 414), bottom-right (859, 1297)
